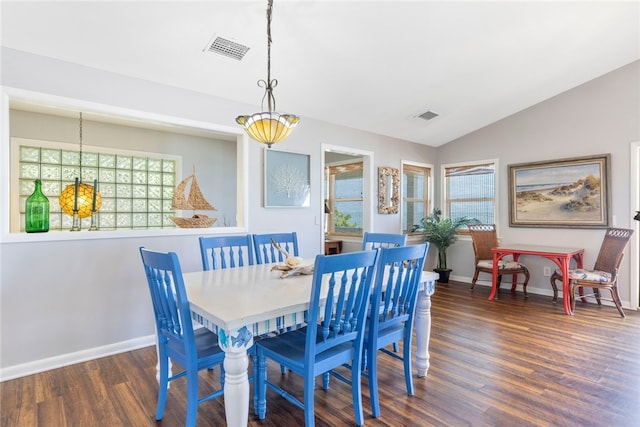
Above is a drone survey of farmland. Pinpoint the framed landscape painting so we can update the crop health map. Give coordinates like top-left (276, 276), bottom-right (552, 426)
top-left (508, 154), bottom-right (610, 228)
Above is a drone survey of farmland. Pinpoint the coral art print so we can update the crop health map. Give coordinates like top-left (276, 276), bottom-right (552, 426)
top-left (264, 149), bottom-right (310, 208)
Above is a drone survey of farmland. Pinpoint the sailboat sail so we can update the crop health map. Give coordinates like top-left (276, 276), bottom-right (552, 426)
top-left (171, 176), bottom-right (193, 210)
top-left (186, 173), bottom-right (216, 211)
top-left (170, 166), bottom-right (217, 228)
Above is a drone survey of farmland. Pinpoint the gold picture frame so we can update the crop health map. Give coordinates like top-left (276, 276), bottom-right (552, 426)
top-left (508, 154), bottom-right (610, 228)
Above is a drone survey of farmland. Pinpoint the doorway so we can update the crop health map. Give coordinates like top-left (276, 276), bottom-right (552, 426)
top-left (631, 141), bottom-right (639, 309)
top-left (321, 144), bottom-right (374, 252)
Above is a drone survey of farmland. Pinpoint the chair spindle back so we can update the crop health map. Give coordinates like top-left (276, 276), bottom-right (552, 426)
top-left (199, 235), bottom-right (254, 270)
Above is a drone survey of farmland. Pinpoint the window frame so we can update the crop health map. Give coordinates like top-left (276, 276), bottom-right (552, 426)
top-left (326, 160), bottom-right (364, 238)
top-left (401, 160), bottom-right (433, 235)
top-left (441, 158), bottom-right (499, 234)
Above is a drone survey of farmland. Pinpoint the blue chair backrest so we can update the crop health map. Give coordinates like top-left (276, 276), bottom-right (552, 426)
top-left (253, 232), bottom-right (299, 264)
top-left (139, 247), bottom-right (196, 356)
top-left (305, 250), bottom-right (380, 359)
top-left (199, 235), bottom-right (254, 270)
top-left (362, 232), bottom-right (407, 250)
top-left (369, 243), bottom-right (428, 336)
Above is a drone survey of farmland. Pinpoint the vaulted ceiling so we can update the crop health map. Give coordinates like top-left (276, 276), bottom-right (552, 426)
top-left (2, 1), bottom-right (638, 146)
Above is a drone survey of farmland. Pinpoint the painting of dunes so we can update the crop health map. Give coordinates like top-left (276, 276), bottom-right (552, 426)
top-left (509, 154), bottom-right (610, 228)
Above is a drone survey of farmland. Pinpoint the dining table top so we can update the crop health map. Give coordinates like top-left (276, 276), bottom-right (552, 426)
top-left (183, 259), bottom-right (438, 333)
top-left (184, 259), bottom-right (317, 332)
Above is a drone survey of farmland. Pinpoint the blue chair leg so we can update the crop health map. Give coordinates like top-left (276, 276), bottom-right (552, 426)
top-left (220, 365), bottom-right (225, 388)
top-left (185, 369), bottom-right (199, 427)
top-left (252, 351), bottom-right (259, 416)
top-left (351, 360), bottom-right (365, 426)
top-left (322, 372), bottom-right (330, 390)
top-left (257, 348), bottom-right (267, 420)
top-left (403, 335), bottom-right (414, 395)
top-left (368, 347), bottom-right (380, 418)
top-left (155, 348), bottom-right (169, 420)
top-left (303, 375), bottom-right (315, 427)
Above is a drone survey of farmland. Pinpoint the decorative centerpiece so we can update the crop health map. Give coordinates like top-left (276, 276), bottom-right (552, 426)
top-left (270, 239), bottom-right (314, 278)
top-left (170, 166), bottom-right (217, 228)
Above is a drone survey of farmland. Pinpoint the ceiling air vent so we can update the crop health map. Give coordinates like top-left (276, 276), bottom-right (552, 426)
top-left (418, 110), bottom-right (439, 121)
top-left (204, 35), bottom-right (250, 61)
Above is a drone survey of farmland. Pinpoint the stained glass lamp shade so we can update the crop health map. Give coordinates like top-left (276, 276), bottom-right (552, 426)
top-left (59, 182), bottom-right (102, 219)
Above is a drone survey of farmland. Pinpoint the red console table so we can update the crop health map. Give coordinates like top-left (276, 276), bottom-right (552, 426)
top-left (490, 244), bottom-right (584, 315)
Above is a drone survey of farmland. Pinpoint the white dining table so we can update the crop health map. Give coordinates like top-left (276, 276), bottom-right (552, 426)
top-left (183, 260), bottom-right (438, 427)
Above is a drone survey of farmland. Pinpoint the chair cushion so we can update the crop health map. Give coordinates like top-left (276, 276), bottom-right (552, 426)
top-left (567, 268), bottom-right (612, 283)
top-left (477, 260), bottom-right (525, 270)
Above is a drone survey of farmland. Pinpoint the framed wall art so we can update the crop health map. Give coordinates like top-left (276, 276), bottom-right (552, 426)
top-left (508, 154), bottom-right (610, 228)
top-left (264, 149), bottom-right (310, 208)
top-left (378, 167), bottom-right (399, 214)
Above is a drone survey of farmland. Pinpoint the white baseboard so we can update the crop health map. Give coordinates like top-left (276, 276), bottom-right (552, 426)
top-left (0, 334), bottom-right (156, 382)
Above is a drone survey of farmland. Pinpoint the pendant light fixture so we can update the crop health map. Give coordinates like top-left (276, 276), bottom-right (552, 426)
top-left (236, 0), bottom-right (299, 148)
top-left (58, 112), bottom-right (102, 231)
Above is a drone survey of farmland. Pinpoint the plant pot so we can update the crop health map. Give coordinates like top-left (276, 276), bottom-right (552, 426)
top-left (434, 268), bottom-right (452, 283)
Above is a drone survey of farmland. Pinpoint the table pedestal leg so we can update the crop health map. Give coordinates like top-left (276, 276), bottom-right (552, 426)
top-left (415, 278), bottom-right (435, 377)
top-left (219, 327), bottom-right (253, 427)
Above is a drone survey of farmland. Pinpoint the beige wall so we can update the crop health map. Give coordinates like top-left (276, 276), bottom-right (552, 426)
top-left (437, 60), bottom-right (640, 303)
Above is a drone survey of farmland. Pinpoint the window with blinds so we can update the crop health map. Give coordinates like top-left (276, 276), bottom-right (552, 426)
top-left (326, 161), bottom-right (363, 237)
top-left (402, 163), bottom-right (431, 233)
top-left (443, 160), bottom-right (496, 229)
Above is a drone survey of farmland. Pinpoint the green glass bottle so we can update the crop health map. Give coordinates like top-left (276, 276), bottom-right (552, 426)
top-left (25, 179), bottom-right (50, 233)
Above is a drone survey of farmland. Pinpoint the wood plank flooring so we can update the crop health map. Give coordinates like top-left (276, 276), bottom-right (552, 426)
top-left (2, 281), bottom-right (639, 426)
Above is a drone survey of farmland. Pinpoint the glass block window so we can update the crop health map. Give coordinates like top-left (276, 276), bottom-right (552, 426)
top-left (16, 139), bottom-right (179, 231)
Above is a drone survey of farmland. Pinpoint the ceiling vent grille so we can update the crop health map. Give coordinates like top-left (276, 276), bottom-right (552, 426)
top-left (204, 36), bottom-right (250, 61)
top-left (418, 110), bottom-right (439, 121)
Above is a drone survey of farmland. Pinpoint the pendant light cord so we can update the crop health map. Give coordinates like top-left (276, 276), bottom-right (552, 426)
top-left (259, 0), bottom-right (277, 112)
top-left (79, 112), bottom-right (83, 182)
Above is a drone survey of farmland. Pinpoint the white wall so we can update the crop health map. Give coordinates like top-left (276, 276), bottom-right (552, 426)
top-left (0, 48), bottom-right (435, 378)
top-left (438, 60), bottom-right (640, 305)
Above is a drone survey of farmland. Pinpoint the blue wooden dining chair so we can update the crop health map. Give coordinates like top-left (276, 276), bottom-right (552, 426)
top-left (362, 231), bottom-right (407, 250)
top-left (199, 235), bottom-right (254, 270)
top-left (364, 243), bottom-right (428, 418)
top-left (139, 247), bottom-right (225, 427)
top-left (362, 231), bottom-right (408, 352)
top-left (253, 232), bottom-right (299, 264)
top-left (255, 250), bottom-right (380, 427)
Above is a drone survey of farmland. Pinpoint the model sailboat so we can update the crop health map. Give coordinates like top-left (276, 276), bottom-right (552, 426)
top-left (169, 165), bottom-right (217, 228)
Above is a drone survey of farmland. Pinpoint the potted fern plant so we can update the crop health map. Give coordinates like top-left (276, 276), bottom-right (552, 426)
top-left (416, 208), bottom-right (476, 283)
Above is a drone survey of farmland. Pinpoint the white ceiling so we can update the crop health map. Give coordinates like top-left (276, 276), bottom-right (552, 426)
top-left (1, 1), bottom-right (639, 147)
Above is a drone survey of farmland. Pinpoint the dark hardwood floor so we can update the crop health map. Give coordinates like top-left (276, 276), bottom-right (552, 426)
top-left (3, 281), bottom-right (640, 426)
